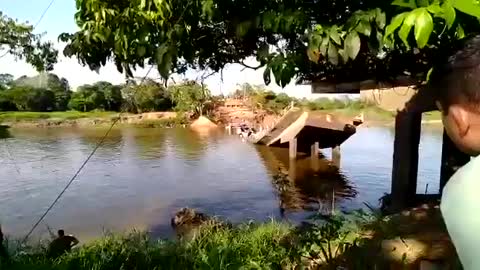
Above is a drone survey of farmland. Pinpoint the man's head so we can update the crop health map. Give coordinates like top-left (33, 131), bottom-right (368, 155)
top-left (58, 230), bottom-right (65, 237)
top-left (431, 35), bottom-right (480, 156)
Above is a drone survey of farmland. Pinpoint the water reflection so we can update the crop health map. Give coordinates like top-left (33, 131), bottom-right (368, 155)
top-left (256, 146), bottom-right (357, 216)
top-left (0, 126), bottom-right (11, 139)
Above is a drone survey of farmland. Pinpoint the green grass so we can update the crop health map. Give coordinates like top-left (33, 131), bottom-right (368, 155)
top-left (3, 221), bottom-right (298, 270)
top-left (0, 111), bottom-right (119, 122)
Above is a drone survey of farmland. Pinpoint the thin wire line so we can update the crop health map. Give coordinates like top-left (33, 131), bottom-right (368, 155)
top-left (21, 65), bottom-right (154, 244)
top-left (34, 0), bottom-right (56, 29)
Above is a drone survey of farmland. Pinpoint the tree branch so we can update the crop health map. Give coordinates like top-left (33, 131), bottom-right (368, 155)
top-left (240, 60), bottom-right (263, 71)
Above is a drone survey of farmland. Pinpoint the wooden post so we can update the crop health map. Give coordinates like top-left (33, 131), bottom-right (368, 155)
top-left (390, 111), bottom-right (422, 211)
top-left (289, 138), bottom-right (297, 159)
top-left (439, 129), bottom-right (470, 193)
top-left (332, 145), bottom-right (341, 167)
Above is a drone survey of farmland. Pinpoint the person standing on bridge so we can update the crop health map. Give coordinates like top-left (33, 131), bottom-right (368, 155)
top-left (431, 35), bottom-right (480, 270)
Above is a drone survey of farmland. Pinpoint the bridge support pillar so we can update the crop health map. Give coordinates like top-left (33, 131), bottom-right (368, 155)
top-left (311, 142), bottom-right (320, 171)
top-left (332, 145), bottom-right (341, 167)
top-left (289, 138), bottom-right (297, 159)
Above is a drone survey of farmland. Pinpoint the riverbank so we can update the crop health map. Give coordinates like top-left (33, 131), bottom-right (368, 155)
top-left (2, 205), bottom-right (458, 270)
top-left (0, 107), bottom-right (442, 129)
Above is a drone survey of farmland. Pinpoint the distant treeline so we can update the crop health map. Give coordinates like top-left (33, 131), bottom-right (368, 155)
top-left (0, 73), bottom-right (369, 115)
top-left (0, 73), bottom-right (212, 115)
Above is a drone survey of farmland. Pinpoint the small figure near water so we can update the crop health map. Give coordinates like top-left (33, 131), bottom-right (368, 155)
top-left (0, 226), bottom-right (8, 261)
top-left (47, 229), bottom-right (79, 258)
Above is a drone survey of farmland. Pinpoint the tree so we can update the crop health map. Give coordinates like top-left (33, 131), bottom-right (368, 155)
top-left (8, 86), bottom-right (55, 111)
top-left (169, 80), bottom-right (211, 116)
top-left (12, 73), bottom-right (72, 110)
top-left (61, 0), bottom-right (480, 89)
top-left (103, 84), bottom-right (123, 111)
top-left (0, 12), bottom-right (58, 71)
top-left (0, 74), bottom-right (13, 90)
top-left (121, 79), bottom-right (172, 113)
top-left (69, 84), bottom-right (106, 112)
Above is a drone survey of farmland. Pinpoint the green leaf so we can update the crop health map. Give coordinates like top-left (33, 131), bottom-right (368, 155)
top-left (263, 66), bottom-right (271, 85)
top-left (427, 3), bottom-right (443, 14)
top-left (329, 27), bottom-right (342, 45)
top-left (320, 36), bottom-right (329, 56)
top-left (337, 49), bottom-right (349, 63)
top-left (309, 33), bottom-right (322, 48)
top-left (392, 0), bottom-right (417, 9)
top-left (258, 44), bottom-right (269, 59)
top-left (426, 67), bottom-right (434, 82)
top-left (418, 0), bottom-right (429, 7)
top-left (456, 23), bottom-right (465, 39)
top-left (398, 10), bottom-right (418, 48)
top-left (327, 43), bottom-right (339, 65)
top-left (414, 8), bottom-right (433, 48)
top-left (137, 45), bottom-right (147, 57)
top-left (442, 2), bottom-right (456, 29)
top-left (307, 48), bottom-right (320, 63)
top-left (385, 13), bottom-right (407, 38)
top-left (355, 21), bottom-right (372, 36)
top-left (280, 65), bottom-right (294, 87)
top-left (345, 31), bottom-right (361, 59)
top-left (452, 0), bottom-right (480, 18)
top-left (376, 9), bottom-right (387, 29)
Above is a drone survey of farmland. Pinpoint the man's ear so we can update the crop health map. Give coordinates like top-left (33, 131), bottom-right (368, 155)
top-left (449, 105), bottom-right (470, 137)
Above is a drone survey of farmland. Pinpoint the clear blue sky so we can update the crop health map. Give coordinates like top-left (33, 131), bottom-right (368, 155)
top-left (2, 0), bottom-right (77, 39)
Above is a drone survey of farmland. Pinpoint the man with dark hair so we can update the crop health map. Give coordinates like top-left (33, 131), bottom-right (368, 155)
top-left (47, 229), bottom-right (79, 258)
top-left (430, 35), bottom-right (480, 270)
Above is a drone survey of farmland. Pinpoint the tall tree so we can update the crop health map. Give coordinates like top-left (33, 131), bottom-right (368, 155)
top-left (0, 12), bottom-right (58, 71)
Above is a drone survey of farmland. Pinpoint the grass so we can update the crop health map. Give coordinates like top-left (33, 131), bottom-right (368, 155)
top-left (0, 111), bottom-right (119, 122)
top-left (1, 208), bottom-right (460, 270)
top-left (3, 221), bottom-right (298, 270)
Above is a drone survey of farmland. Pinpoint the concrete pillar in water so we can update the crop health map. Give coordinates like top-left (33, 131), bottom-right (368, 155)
top-left (289, 138), bottom-right (297, 159)
top-left (288, 158), bottom-right (297, 180)
top-left (332, 145), bottom-right (341, 167)
top-left (311, 142), bottom-right (320, 171)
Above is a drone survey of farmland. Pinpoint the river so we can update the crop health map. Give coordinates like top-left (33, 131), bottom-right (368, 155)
top-left (0, 126), bottom-right (443, 240)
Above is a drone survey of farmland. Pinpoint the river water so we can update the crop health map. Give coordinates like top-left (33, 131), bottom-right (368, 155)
top-left (0, 126), bottom-right (443, 240)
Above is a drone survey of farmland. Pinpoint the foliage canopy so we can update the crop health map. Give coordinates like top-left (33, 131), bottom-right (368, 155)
top-left (61, 0), bottom-right (480, 88)
top-left (0, 12), bottom-right (58, 72)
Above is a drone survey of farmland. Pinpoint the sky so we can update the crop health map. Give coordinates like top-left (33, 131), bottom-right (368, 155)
top-left (0, 0), bottom-right (326, 98)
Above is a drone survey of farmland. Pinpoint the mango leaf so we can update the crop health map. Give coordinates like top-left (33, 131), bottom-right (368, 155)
top-left (452, 0), bottom-right (480, 18)
top-left (337, 48), bottom-right (349, 63)
top-left (456, 23), bottom-right (465, 39)
top-left (309, 33), bottom-right (322, 48)
top-left (280, 65), bottom-right (294, 87)
top-left (137, 45), bottom-right (147, 57)
top-left (375, 9), bottom-right (387, 29)
top-left (345, 31), bottom-right (361, 59)
top-left (442, 2), bottom-right (456, 29)
top-left (398, 10), bottom-right (418, 48)
top-left (385, 13), bottom-right (407, 38)
top-left (417, 0), bottom-right (430, 7)
top-left (307, 48), bottom-right (320, 63)
top-left (329, 27), bottom-right (342, 45)
top-left (320, 36), bottom-right (329, 56)
top-left (355, 21), bottom-right (372, 36)
top-left (263, 66), bottom-right (271, 85)
top-left (328, 43), bottom-right (339, 65)
top-left (427, 3), bottom-right (443, 14)
top-left (258, 43), bottom-right (270, 59)
top-left (414, 8), bottom-right (433, 48)
top-left (392, 0), bottom-right (417, 9)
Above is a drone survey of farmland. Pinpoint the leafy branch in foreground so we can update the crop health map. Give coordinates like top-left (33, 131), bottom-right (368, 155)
top-left (61, 0), bottom-right (480, 88)
top-left (0, 12), bottom-right (58, 72)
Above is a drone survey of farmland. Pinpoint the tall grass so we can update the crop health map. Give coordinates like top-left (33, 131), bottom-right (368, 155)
top-left (3, 221), bottom-right (299, 270)
top-left (0, 111), bottom-right (118, 122)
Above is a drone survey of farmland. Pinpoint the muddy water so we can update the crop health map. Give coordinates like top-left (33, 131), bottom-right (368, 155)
top-left (0, 126), bottom-right (442, 240)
